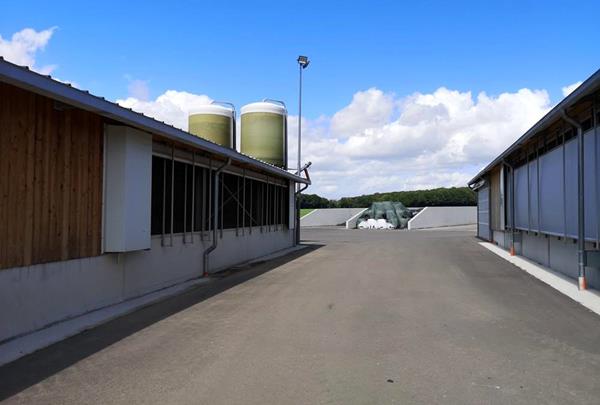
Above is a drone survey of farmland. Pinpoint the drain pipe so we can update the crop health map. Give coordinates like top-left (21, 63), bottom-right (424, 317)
top-left (295, 164), bottom-right (311, 245)
top-left (562, 110), bottom-right (587, 290)
top-left (503, 160), bottom-right (516, 256)
top-left (203, 158), bottom-right (231, 277)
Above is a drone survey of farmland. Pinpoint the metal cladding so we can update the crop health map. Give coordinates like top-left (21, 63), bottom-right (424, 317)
top-left (240, 100), bottom-right (287, 169)
top-left (188, 103), bottom-right (235, 148)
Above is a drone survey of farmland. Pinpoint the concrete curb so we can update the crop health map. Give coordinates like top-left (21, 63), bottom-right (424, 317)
top-left (0, 277), bottom-right (209, 366)
top-left (480, 242), bottom-right (600, 316)
top-left (0, 244), bottom-right (311, 367)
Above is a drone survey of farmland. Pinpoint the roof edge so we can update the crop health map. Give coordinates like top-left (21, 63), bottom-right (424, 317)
top-left (0, 58), bottom-right (309, 185)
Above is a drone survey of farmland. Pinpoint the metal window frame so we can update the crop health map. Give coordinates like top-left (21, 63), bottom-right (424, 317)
top-left (208, 159), bottom-right (212, 241)
top-left (183, 163), bottom-right (188, 243)
top-left (220, 170), bottom-right (224, 239)
top-left (161, 158), bottom-right (166, 246)
top-left (170, 145), bottom-right (175, 246)
top-left (249, 178), bottom-right (253, 235)
top-left (191, 152), bottom-right (195, 243)
top-left (242, 169), bottom-right (246, 236)
top-left (201, 165), bottom-right (206, 241)
top-left (236, 176), bottom-right (240, 237)
top-left (595, 97), bottom-right (600, 247)
top-left (562, 127), bottom-right (567, 241)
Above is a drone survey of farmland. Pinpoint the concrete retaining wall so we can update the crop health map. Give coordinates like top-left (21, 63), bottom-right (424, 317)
top-left (301, 208), bottom-right (366, 227)
top-left (0, 227), bottom-right (293, 344)
top-left (345, 208), bottom-right (369, 229)
top-left (407, 206), bottom-right (477, 230)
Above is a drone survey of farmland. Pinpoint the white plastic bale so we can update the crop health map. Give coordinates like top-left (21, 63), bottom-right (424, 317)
top-left (376, 219), bottom-right (388, 229)
top-left (358, 218), bottom-right (395, 230)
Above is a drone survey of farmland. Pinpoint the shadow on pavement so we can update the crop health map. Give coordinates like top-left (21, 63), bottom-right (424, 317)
top-left (0, 243), bottom-right (323, 401)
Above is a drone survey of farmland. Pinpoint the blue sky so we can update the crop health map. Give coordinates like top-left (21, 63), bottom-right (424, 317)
top-left (1, 1), bottom-right (599, 197)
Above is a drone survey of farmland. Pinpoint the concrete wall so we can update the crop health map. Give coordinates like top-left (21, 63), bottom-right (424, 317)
top-left (407, 207), bottom-right (477, 230)
top-left (301, 208), bottom-right (366, 227)
top-left (492, 230), bottom-right (509, 249)
top-left (0, 227), bottom-right (293, 343)
top-left (490, 230), bottom-right (599, 290)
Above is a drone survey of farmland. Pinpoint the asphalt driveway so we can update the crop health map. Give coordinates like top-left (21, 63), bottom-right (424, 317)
top-left (1, 226), bottom-right (599, 404)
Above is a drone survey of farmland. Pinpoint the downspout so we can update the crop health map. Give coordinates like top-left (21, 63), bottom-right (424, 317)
top-left (203, 158), bottom-right (231, 277)
top-left (295, 167), bottom-right (311, 245)
top-left (503, 160), bottom-right (516, 256)
top-left (562, 110), bottom-right (587, 290)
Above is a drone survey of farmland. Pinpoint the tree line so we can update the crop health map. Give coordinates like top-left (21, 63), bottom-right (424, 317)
top-left (299, 187), bottom-right (476, 208)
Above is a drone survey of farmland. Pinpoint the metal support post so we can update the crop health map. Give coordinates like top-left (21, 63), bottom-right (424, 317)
top-left (563, 110), bottom-right (587, 290)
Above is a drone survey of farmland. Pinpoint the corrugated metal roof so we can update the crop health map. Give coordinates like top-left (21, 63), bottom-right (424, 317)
top-left (468, 67), bottom-right (600, 186)
top-left (0, 57), bottom-right (310, 185)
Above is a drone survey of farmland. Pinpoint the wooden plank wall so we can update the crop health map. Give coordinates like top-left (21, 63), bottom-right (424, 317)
top-left (0, 82), bottom-right (103, 270)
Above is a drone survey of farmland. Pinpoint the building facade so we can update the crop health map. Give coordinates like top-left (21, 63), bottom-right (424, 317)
top-left (0, 58), bottom-right (308, 346)
top-left (469, 68), bottom-right (600, 291)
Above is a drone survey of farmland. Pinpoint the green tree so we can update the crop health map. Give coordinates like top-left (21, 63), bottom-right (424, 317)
top-left (308, 187), bottom-right (476, 208)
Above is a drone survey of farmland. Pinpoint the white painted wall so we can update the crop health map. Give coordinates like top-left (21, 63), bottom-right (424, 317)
top-left (407, 206), bottom-right (477, 230)
top-left (0, 228), bottom-right (294, 344)
top-left (104, 126), bottom-right (152, 252)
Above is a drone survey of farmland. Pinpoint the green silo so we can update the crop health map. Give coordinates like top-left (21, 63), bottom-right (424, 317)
top-left (240, 100), bottom-right (287, 168)
top-left (188, 102), bottom-right (235, 148)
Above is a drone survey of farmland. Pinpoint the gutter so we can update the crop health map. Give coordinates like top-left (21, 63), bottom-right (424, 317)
top-left (203, 158), bottom-right (231, 276)
top-left (295, 164), bottom-right (311, 245)
top-left (562, 110), bottom-right (587, 290)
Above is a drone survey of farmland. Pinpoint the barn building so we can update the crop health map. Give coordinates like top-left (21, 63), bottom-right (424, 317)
top-left (469, 68), bottom-right (600, 291)
top-left (0, 58), bottom-right (309, 352)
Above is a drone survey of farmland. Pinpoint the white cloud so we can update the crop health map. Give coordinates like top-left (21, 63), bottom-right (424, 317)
top-left (116, 90), bottom-right (212, 130)
top-left (288, 86), bottom-right (551, 198)
top-left (330, 88), bottom-right (395, 137)
top-left (0, 27), bottom-right (57, 74)
top-left (0, 27), bottom-right (564, 199)
top-left (562, 81), bottom-right (583, 97)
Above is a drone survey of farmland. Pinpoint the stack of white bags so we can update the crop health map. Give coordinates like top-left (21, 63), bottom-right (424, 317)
top-left (357, 218), bottom-right (394, 230)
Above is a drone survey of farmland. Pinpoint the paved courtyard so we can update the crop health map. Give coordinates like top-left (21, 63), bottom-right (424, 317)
top-left (1, 226), bottom-right (599, 404)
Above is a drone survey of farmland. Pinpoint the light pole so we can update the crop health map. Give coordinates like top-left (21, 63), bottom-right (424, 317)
top-left (297, 55), bottom-right (309, 178)
top-left (296, 55), bottom-right (309, 244)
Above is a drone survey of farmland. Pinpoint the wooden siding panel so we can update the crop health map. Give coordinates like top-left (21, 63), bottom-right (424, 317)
top-left (89, 116), bottom-right (103, 256)
top-left (23, 89), bottom-right (36, 266)
top-left (0, 85), bottom-right (5, 266)
top-left (68, 109), bottom-right (81, 259)
top-left (0, 82), bottom-right (103, 270)
top-left (60, 110), bottom-right (72, 260)
top-left (6, 88), bottom-right (25, 268)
